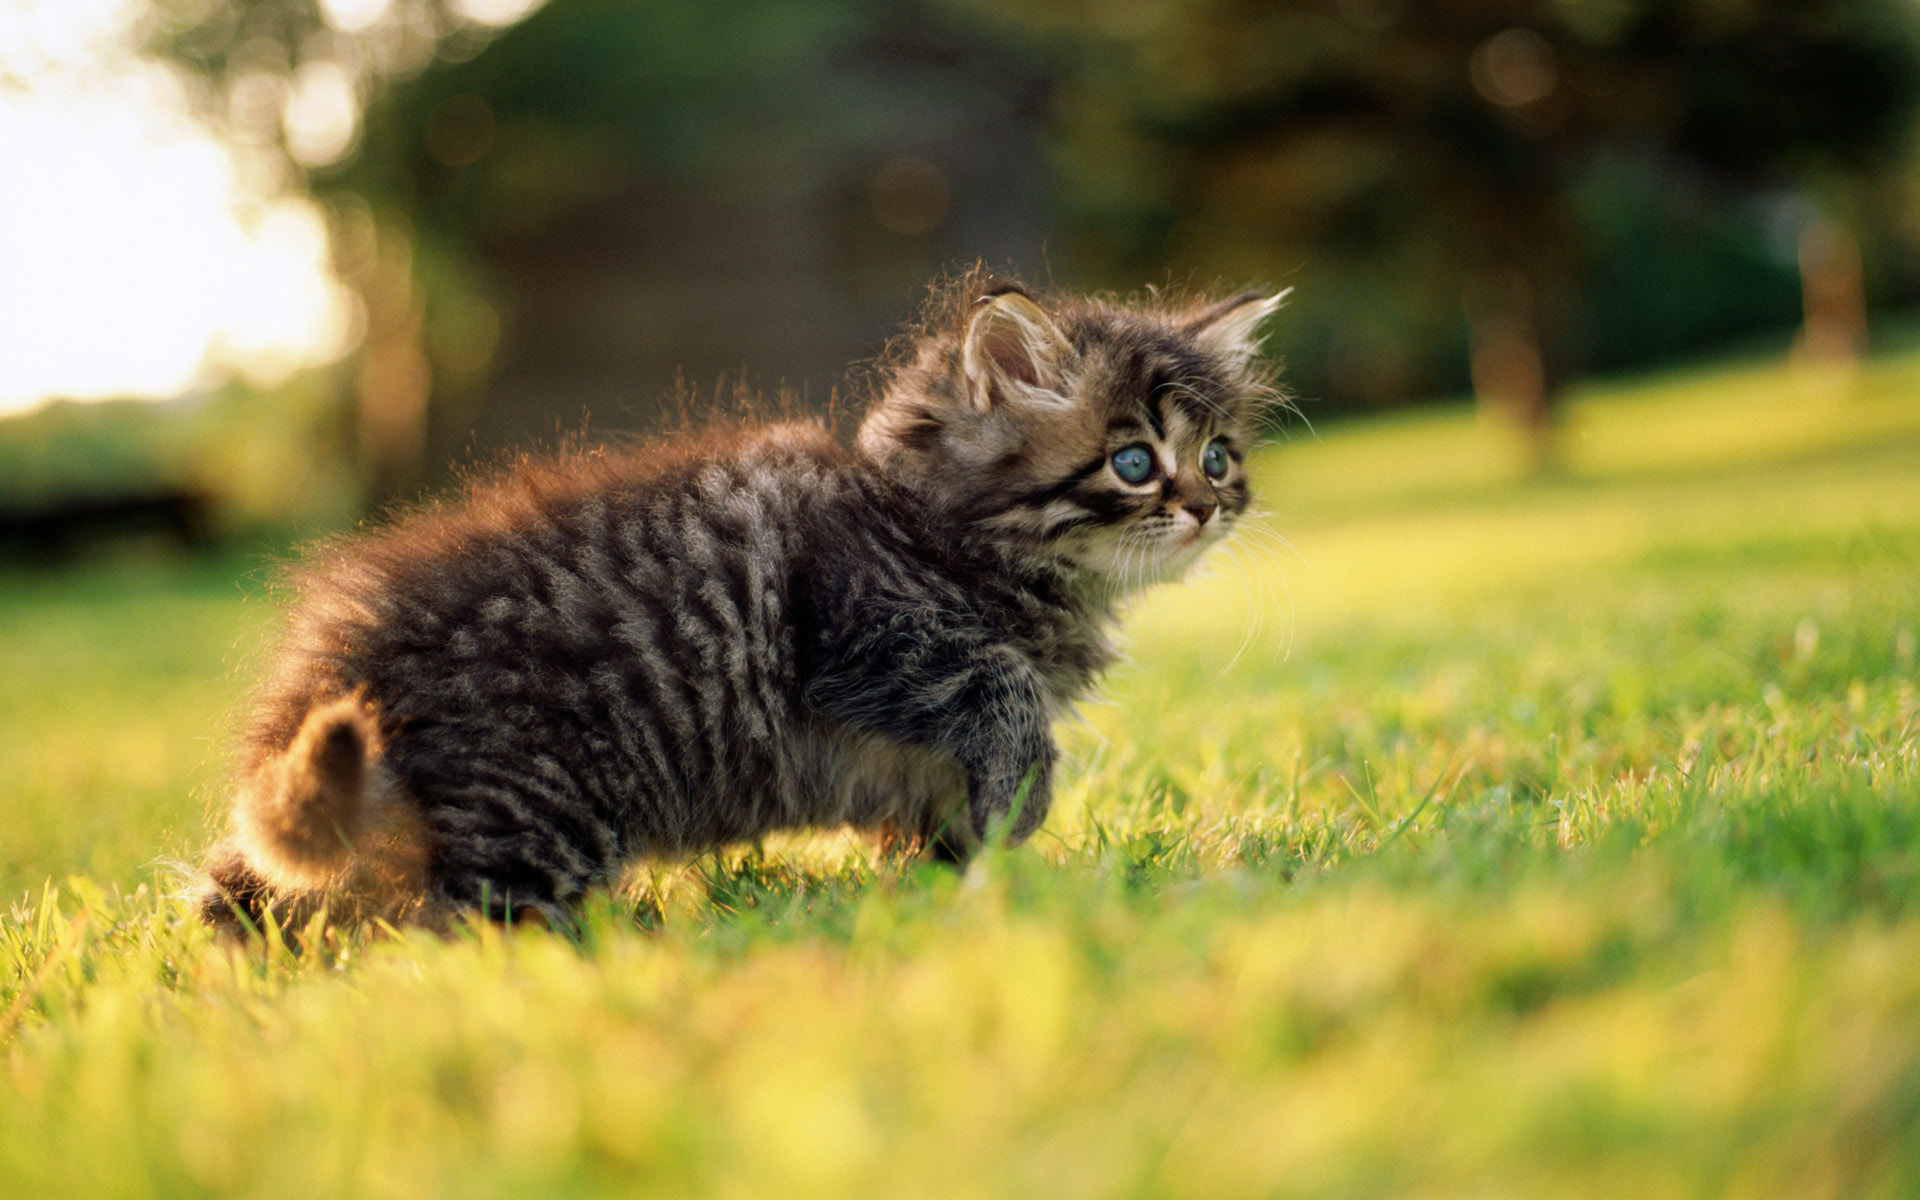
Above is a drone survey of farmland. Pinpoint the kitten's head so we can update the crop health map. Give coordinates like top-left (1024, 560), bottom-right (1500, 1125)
top-left (859, 277), bottom-right (1287, 590)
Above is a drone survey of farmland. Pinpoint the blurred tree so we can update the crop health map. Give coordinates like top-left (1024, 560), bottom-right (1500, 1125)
top-left (148, 0), bottom-right (1049, 497)
top-left (149, 0), bottom-right (530, 495)
top-left (951, 0), bottom-right (1920, 466)
top-left (149, 0), bottom-right (1920, 479)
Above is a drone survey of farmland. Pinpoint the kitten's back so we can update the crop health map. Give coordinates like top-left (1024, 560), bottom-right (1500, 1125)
top-left (222, 421), bottom-right (877, 925)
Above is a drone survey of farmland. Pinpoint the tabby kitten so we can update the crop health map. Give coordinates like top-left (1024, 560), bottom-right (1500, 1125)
top-left (198, 277), bottom-right (1284, 931)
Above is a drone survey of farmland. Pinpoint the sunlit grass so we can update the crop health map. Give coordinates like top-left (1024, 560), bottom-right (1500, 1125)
top-left (0, 556), bottom-right (277, 895)
top-left (3, 348), bottom-right (1918, 1197)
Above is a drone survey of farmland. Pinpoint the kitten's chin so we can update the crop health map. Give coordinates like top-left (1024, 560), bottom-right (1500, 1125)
top-left (1079, 525), bottom-right (1228, 594)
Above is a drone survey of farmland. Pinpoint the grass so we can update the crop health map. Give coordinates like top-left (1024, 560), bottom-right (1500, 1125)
top-left (3, 351), bottom-right (1918, 1198)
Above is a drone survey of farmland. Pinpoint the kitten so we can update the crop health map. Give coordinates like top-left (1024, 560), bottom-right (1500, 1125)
top-left (197, 276), bottom-right (1285, 931)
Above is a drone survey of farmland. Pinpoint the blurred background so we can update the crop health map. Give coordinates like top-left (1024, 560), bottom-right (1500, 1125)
top-left (4, 0), bottom-right (1920, 552)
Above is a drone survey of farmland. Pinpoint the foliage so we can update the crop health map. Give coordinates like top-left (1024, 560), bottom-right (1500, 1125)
top-left (145, 0), bottom-right (1048, 494)
top-left (3, 347), bottom-right (1919, 1195)
top-left (952, 0), bottom-right (1920, 415)
top-left (141, 0), bottom-right (1920, 450)
top-left (0, 375), bottom-right (362, 536)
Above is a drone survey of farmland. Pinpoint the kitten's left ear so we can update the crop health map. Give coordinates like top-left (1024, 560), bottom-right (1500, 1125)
top-left (963, 289), bottom-right (1076, 413)
top-left (1185, 288), bottom-right (1291, 367)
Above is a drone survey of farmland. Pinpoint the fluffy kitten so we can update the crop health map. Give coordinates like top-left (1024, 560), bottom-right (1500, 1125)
top-left (197, 277), bottom-right (1284, 931)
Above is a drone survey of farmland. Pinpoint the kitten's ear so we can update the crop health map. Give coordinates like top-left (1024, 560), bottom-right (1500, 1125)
top-left (1185, 288), bottom-right (1291, 368)
top-left (962, 289), bottom-right (1076, 413)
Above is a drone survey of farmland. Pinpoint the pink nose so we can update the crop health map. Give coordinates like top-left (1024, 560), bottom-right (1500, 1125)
top-left (1183, 499), bottom-right (1216, 524)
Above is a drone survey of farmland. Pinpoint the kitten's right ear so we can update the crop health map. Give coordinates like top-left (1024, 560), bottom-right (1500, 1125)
top-left (962, 290), bottom-right (1075, 413)
top-left (1184, 288), bottom-right (1291, 368)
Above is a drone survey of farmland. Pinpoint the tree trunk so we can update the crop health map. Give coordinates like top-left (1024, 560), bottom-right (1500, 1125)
top-left (348, 222), bottom-right (431, 504)
top-left (1465, 265), bottom-right (1568, 475)
top-left (1792, 215), bottom-right (1866, 375)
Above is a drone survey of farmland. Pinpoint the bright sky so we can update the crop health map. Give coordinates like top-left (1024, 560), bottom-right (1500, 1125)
top-left (0, 0), bottom-right (355, 416)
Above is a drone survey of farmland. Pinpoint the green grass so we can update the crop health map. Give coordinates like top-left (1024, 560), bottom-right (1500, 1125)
top-left (3, 351), bottom-right (1919, 1198)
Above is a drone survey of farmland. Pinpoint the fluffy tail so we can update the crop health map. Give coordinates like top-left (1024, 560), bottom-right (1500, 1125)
top-left (234, 696), bottom-right (382, 888)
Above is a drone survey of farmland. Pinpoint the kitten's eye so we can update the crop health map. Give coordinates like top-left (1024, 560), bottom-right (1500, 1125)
top-left (1111, 444), bottom-right (1155, 485)
top-left (1201, 438), bottom-right (1230, 480)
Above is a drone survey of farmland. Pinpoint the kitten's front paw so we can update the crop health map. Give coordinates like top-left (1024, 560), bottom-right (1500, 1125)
top-left (967, 766), bottom-right (1052, 850)
top-left (1004, 785), bottom-right (1052, 846)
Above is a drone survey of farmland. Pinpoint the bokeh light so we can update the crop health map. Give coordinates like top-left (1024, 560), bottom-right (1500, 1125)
top-left (0, 0), bottom-right (354, 416)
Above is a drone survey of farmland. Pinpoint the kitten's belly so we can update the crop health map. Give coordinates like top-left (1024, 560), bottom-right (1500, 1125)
top-left (800, 721), bottom-right (966, 833)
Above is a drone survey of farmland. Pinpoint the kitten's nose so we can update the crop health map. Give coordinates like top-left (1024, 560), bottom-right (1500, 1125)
top-left (1183, 499), bottom-right (1216, 525)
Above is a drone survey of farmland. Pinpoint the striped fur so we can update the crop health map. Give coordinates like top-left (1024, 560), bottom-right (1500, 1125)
top-left (198, 276), bottom-right (1284, 931)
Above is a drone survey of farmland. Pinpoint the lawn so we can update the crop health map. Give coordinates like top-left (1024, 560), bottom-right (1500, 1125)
top-left (2, 350), bottom-right (1918, 1198)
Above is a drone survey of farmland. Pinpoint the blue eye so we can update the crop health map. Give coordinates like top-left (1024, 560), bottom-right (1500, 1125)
top-left (1111, 444), bottom-right (1155, 484)
top-left (1201, 438), bottom-right (1230, 480)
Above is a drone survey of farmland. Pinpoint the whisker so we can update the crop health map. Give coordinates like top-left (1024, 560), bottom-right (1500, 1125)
top-left (1219, 535), bottom-right (1265, 671)
top-left (1218, 519), bottom-right (1301, 663)
top-left (1239, 506), bottom-right (1318, 584)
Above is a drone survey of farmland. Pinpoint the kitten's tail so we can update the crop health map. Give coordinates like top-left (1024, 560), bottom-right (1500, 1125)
top-left (234, 695), bottom-right (383, 888)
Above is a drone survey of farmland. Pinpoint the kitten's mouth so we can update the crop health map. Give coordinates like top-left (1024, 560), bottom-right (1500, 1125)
top-left (1176, 517), bottom-right (1230, 550)
top-left (1154, 526), bottom-right (1216, 564)
top-left (1078, 517), bottom-right (1231, 587)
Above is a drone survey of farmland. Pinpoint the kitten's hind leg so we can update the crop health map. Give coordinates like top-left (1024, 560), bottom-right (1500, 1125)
top-left (198, 799), bottom-right (437, 936)
top-left (417, 790), bottom-right (607, 930)
top-left (197, 841), bottom-right (271, 935)
top-left (196, 841), bottom-right (328, 937)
